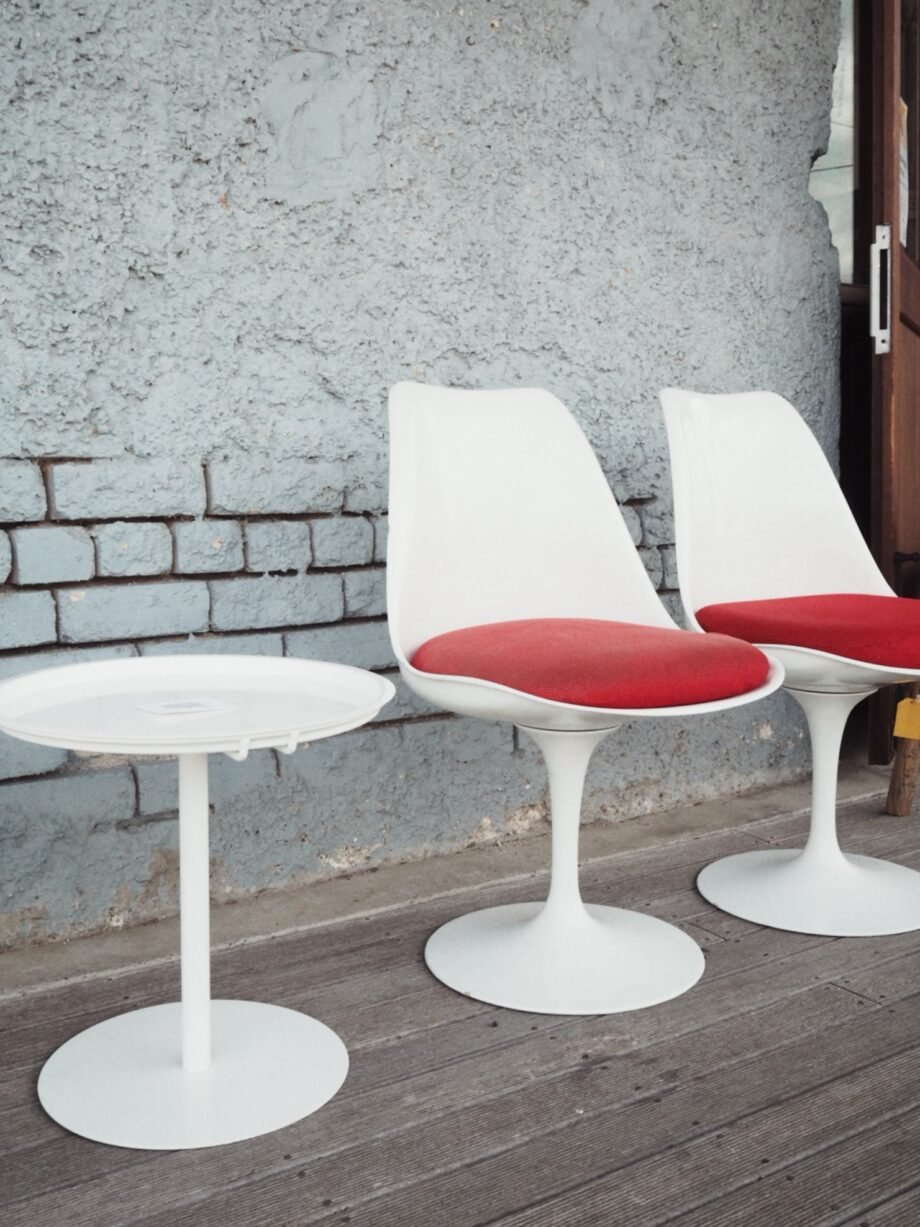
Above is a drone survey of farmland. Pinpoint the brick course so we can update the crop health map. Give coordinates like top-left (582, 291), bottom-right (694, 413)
top-left (244, 521), bottom-right (312, 572)
top-left (343, 568), bottom-right (386, 618)
top-left (0, 591), bottom-right (57, 649)
top-left (372, 515), bottom-right (388, 563)
top-left (639, 546), bottom-right (663, 589)
top-left (344, 473), bottom-right (387, 515)
top-left (284, 620), bottom-right (395, 671)
top-left (210, 573), bottom-right (343, 631)
top-left (0, 461), bottom-right (46, 522)
top-left (139, 632), bottom-right (284, 657)
top-left (58, 581), bottom-right (210, 642)
top-left (659, 544), bottom-right (680, 590)
top-left (135, 751), bottom-right (278, 818)
top-left (94, 522), bottom-right (173, 577)
top-left (311, 516), bottom-right (374, 567)
top-left (0, 646), bottom-right (138, 781)
top-left (174, 520), bottom-right (245, 574)
top-left (11, 525), bottom-right (95, 585)
top-left (208, 458), bottom-right (342, 515)
top-left (0, 737), bottom-right (68, 783)
top-left (621, 504), bottom-right (642, 546)
top-left (51, 461), bottom-right (206, 520)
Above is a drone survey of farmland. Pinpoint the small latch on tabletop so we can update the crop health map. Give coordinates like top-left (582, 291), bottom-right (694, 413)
top-left (279, 732), bottom-right (310, 755)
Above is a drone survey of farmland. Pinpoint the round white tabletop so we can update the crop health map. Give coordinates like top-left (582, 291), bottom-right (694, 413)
top-left (0, 654), bottom-right (394, 757)
top-left (0, 654), bottom-right (395, 1150)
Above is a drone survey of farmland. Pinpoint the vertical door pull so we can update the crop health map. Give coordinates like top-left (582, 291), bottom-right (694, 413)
top-left (870, 223), bottom-right (892, 354)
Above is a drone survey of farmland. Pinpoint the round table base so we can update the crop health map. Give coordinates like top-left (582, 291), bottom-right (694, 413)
top-left (424, 901), bottom-right (705, 1015)
top-left (697, 848), bottom-right (920, 937)
top-left (37, 999), bottom-right (348, 1149)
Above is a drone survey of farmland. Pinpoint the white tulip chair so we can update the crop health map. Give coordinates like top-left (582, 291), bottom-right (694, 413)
top-left (661, 386), bottom-right (920, 937)
top-left (387, 382), bottom-right (783, 1014)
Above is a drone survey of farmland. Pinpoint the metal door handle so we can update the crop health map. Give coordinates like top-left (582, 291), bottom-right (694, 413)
top-left (870, 223), bottom-right (892, 354)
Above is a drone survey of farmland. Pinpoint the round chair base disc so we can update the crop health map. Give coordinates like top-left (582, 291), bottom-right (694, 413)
top-left (697, 849), bottom-right (920, 937)
top-left (424, 902), bottom-right (704, 1015)
top-left (37, 1000), bottom-right (348, 1149)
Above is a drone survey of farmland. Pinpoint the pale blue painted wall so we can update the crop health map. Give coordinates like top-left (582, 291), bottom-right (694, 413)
top-left (0, 0), bottom-right (839, 945)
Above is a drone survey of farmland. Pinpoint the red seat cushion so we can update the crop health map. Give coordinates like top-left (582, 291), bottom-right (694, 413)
top-left (410, 618), bottom-right (770, 709)
top-left (696, 594), bottom-right (920, 667)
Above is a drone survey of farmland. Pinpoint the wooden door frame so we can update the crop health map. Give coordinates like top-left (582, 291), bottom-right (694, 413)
top-left (869, 0), bottom-right (920, 766)
top-left (868, 0), bottom-right (898, 762)
top-left (871, 0), bottom-right (899, 591)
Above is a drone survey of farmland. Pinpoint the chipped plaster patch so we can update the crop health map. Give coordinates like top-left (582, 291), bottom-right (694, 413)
top-left (466, 815), bottom-right (499, 846)
top-left (0, 903), bottom-right (49, 949)
top-left (318, 842), bottom-right (383, 872)
top-left (505, 802), bottom-right (548, 837)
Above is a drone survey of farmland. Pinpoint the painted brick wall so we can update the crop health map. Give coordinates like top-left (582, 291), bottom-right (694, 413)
top-left (0, 0), bottom-right (839, 946)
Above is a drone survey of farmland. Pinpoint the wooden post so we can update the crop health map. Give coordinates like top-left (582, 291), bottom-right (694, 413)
top-left (885, 681), bottom-right (920, 815)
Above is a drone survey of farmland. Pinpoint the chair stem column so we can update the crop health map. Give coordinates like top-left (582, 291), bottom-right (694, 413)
top-left (791, 688), bottom-right (874, 867)
top-left (178, 752), bottom-right (211, 1073)
top-left (521, 726), bottom-right (617, 924)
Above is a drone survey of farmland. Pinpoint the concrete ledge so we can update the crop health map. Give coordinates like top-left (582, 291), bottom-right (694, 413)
top-left (0, 762), bottom-right (891, 1000)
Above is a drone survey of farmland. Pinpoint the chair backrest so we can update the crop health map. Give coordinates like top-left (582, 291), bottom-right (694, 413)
top-left (387, 382), bottom-right (674, 664)
top-left (660, 387), bottom-right (891, 626)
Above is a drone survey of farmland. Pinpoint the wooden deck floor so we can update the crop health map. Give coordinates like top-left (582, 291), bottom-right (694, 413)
top-left (2, 798), bottom-right (920, 1226)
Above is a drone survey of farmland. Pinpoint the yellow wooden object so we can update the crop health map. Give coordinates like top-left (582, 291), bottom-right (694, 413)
top-left (893, 696), bottom-right (920, 740)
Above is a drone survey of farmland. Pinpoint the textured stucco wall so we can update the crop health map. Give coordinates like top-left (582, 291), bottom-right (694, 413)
top-left (0, 0), bottom-right (840, 946)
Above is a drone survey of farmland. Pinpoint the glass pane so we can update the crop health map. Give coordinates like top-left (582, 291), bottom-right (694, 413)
top-left (810, 0), bottom-right (856, 282)
top-left (902, 0), bottom-right (919, 260)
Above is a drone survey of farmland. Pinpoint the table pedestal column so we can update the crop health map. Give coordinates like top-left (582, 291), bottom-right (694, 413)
top-left (36, 751), bottom-right (349, 1150)
top-left (179, 752), bottom-right (211, 1072)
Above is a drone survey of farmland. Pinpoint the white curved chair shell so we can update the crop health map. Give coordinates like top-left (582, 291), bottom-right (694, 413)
top-left (661, 386), bottom-right (920, 937)
top-left (388, 382), bottom-right (784, 1013)
top-left (660, 387), bottom-right (913, 694)
top-left (400, 659), bottom-right (782, 732)
top-left (660, 389), bottom-right (891, 609)
top-left (390, 382), bottom-right (782, 732)
top-left (389, 384), bottom-right (672, 647)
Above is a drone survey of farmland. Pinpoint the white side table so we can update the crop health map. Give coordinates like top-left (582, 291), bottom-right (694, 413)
top-left (0, 655), bottom-right (394, 1150)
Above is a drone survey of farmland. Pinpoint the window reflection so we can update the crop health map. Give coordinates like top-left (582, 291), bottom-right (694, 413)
top-left (810, 0), bottom-right (856, 282)
top-left (902, 0), bottom-right (918, 259)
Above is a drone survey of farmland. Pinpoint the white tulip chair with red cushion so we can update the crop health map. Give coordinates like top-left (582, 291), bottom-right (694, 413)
top-left (661, 387), bottom-right (920, 937)
top-left (387, 382), bottom-right (783, 1014)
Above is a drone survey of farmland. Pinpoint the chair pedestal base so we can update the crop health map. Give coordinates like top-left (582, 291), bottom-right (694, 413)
top-left (37, 1000), bottom-right (349, 1150)
top-left (697, 848), bottom-right (920, 937)
top-left (424, 901), bottom-right (705, 1015)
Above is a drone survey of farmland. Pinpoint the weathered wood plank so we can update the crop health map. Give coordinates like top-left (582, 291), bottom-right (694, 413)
top-left (832, 948), bottom-right (920, 1005)
top-left (0, 934), bottom-right (871, 1221)
top-left (678, 909), bottom-right (763, 941)
top-left (837, 1180), bottom-right (920, 1225)
top-left (60, 980), bottom-right (920, 1227)
top-left (328, 1016), bottom-right (920, 1227)
top-left (2, 816), bottom-right (920, 1227)
top-left (665, 1107), bottom-right (920, 1227)
top-left (750, 805), bottom-right (920, 857)
top-left (0, 873), bottom-right (834, 1128)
